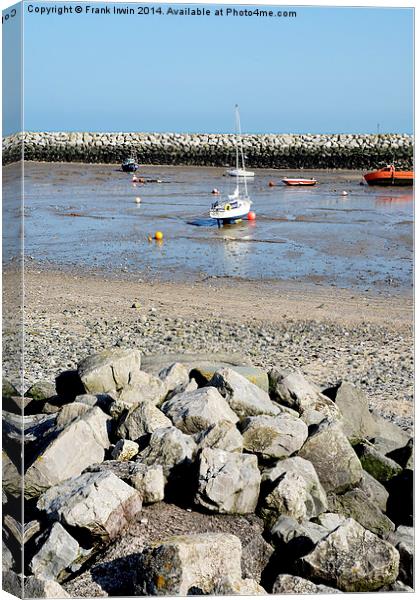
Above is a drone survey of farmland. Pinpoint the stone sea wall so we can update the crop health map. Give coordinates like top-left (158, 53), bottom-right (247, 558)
top-left (2, 131), bottom-right (414, 169)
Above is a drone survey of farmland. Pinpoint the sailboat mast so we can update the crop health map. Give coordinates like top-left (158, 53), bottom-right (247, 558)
top-left (235, 104), bottom-right (248, 197)
top-left (235, 106), bottom-right (239, 192)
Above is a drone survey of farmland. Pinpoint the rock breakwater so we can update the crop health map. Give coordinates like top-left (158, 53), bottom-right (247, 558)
top-left (2, 131), bottom-right (414, 169)
top-left (2, 347), bottom-right (413, 596)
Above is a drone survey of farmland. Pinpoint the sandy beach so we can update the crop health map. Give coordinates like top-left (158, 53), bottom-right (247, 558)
top-left (5, 266), bottom-right (412, 430)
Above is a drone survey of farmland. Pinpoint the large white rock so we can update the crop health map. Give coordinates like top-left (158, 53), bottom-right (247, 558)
top-left (138, 426), bottom-right (196, 479)
top-left (30, 522), bottom-right (90, 582)
top-left (161, 387), bottom-right (239, 434)
top-left (209, 368), bottom-right (280, 418)
top-left (298, 518), bottom-right (400, 591)
top-left (328, 381), bottom-right (377, 443)
top-left (195, 420), bottom-right (244, 453)
top-left (272, 574), bottom-right (340, 594)
top-left (116, 402), bottom-right (172, 442)
top-left (270, 516), bottom-right (329, 553)
top-left (85, 461), bottom-right (164, 504)
top-left (24, 410), bottom-right (109, 498)
top-left (37, 471), bottom-right (143, 542)
top-left (269, 368), bottom-right (340, 420)
top-left (299, 418), bottom-right (363, 493)
top-left (158, 362), bottom-right (190, 394)
top-left (56, 402), bottom-right (91, 428)
top-left (240, 414), bottom-right (308, 459)
top-left (260, 457), bottom-right (328, 527)
top-left (195, 448), bottom-right (260, 514)
top-left (78, 348), bottom-right (142, 394)
top-left (135, 533), bottom-right (242, 595)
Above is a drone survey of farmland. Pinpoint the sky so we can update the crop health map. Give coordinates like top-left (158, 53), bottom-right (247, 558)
top-left (2, 1), bottom-right (414, 135)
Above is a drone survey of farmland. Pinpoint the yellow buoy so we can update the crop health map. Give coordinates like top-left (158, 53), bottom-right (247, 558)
top-left (135, 197), bottom-right (141, 204)
top-left (154, 231), bottom-right (163, 241)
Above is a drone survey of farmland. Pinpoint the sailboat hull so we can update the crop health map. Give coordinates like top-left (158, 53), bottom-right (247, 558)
top-left (209, 199), bottom-right (252, 222)
top-left (227, 168), bottom-right (255, 178)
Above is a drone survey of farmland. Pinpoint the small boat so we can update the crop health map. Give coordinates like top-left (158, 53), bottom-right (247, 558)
top-left (210, 186), bottom-right (252, 225)
top-left (282, 178), bottom-right (317, 186)
top-left (122, 156), bottom-right (138, 173)
top-left (210, 106), bottom-right (252, 226)
top-left (364, 165), bottom-right (414, 186)
top-left (227, 167), bottom-right (255, 178)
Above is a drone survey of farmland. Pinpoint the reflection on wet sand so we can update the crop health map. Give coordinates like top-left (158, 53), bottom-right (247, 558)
top-left (2, 162), bottom-right (413, 292)
top-left (375, 194), bottom-right (413, 205)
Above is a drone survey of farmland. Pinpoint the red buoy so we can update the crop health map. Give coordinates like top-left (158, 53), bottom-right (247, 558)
top-left (247, 211), bottom-right (256, 221)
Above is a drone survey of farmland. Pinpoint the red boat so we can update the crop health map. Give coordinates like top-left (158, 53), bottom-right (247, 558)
top-left (364, 165), bottom-right (414, 186)
top-left (282, 178), bottom-right (317, 186)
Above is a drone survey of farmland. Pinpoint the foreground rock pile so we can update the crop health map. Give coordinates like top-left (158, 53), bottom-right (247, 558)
top-left (3, 131), bottom-right (414, 169)
top-left (2, 348), bottom-right (414, 596)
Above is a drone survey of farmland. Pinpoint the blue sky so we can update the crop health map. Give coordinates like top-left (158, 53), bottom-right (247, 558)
top-left (2, 2), bottom-right (414, 135)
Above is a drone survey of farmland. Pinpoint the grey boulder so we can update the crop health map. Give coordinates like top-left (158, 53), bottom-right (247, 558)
top-left (116, 402), bottom-right (172, 442)
top-left (138, 426), bottom-right (196, 480)
top-left (299, 419), bottom-right (363, 493)
top-left (209, 367), bottom-right (279, 418)
top-left (37, 471), bottom-right (143, 542)
top-left (135, 533), bottom-right (242, 596)
top-left (387, 525), bottom-right (413, 587)
top-left (24, 408), bottom-right (110, 498)
top-left (158, 362), bottom-right (190, 394)
top-left (324, 381), bottom-right (377, 443)
top-left (298, 518), bottom-right (400, 591)
top-left (260, 456), bottom-right (328, 527)
top-left (195, 448), bottom-right (260, 514)
top-left (78, 347), bottom-right (141, 394)
top-left (240, 414), bottom-right (308, 459)
top-left (212, 577), bottom-right (267, 595)
top-left (194, 420), bottom-right (243, 453)
top-left (355, 441), bottom-right (403, 483)
top-left (2, 573), bottom-right (70, 598)
top-left (270, 516), bottom-right (329, 557)
top-left (358, 469), bottom-right (389, 512)
top-left (269, 368), bottom-right (340, 420)
top-left (85, 460), bottom-right (164, 504)
top-left (327, 487), bottom-right (395, 537)
top-left (272, 574), bottom-right (340, 594)
top-left (30, 522), bottom-right (90, 582)
top-left (161, 387), bottom-right (238, 434)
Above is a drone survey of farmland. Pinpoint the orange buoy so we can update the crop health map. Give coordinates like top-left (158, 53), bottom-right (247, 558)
top-left (154, 231), bottom-right (163, 241)
top-left (268, 181), bottom-right (276, 187)
top-left (247, 211), bottom-right (256, 221)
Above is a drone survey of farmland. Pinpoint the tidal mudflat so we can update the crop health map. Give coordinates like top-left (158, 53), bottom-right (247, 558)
top-left (2, 161), bottom-right (413, 596)
top-left (4, 162), bottom-right (413, 292)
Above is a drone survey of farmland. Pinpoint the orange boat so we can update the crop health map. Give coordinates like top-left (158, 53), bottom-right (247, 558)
top-left (364, 165), bottom-right (414, 186)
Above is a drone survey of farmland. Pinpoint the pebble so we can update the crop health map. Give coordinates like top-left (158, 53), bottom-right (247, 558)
top-left (4, 304), bottom-right (413, 432)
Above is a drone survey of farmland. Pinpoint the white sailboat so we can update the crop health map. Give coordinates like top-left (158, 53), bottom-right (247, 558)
top-left (210, 105), bottom-right (253, 225)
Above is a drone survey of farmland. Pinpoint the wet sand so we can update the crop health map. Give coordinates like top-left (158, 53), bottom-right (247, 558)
top-left (2, 162), bottom-right (413, 428)
top-left (3, 162), bottom-right (413, 293)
